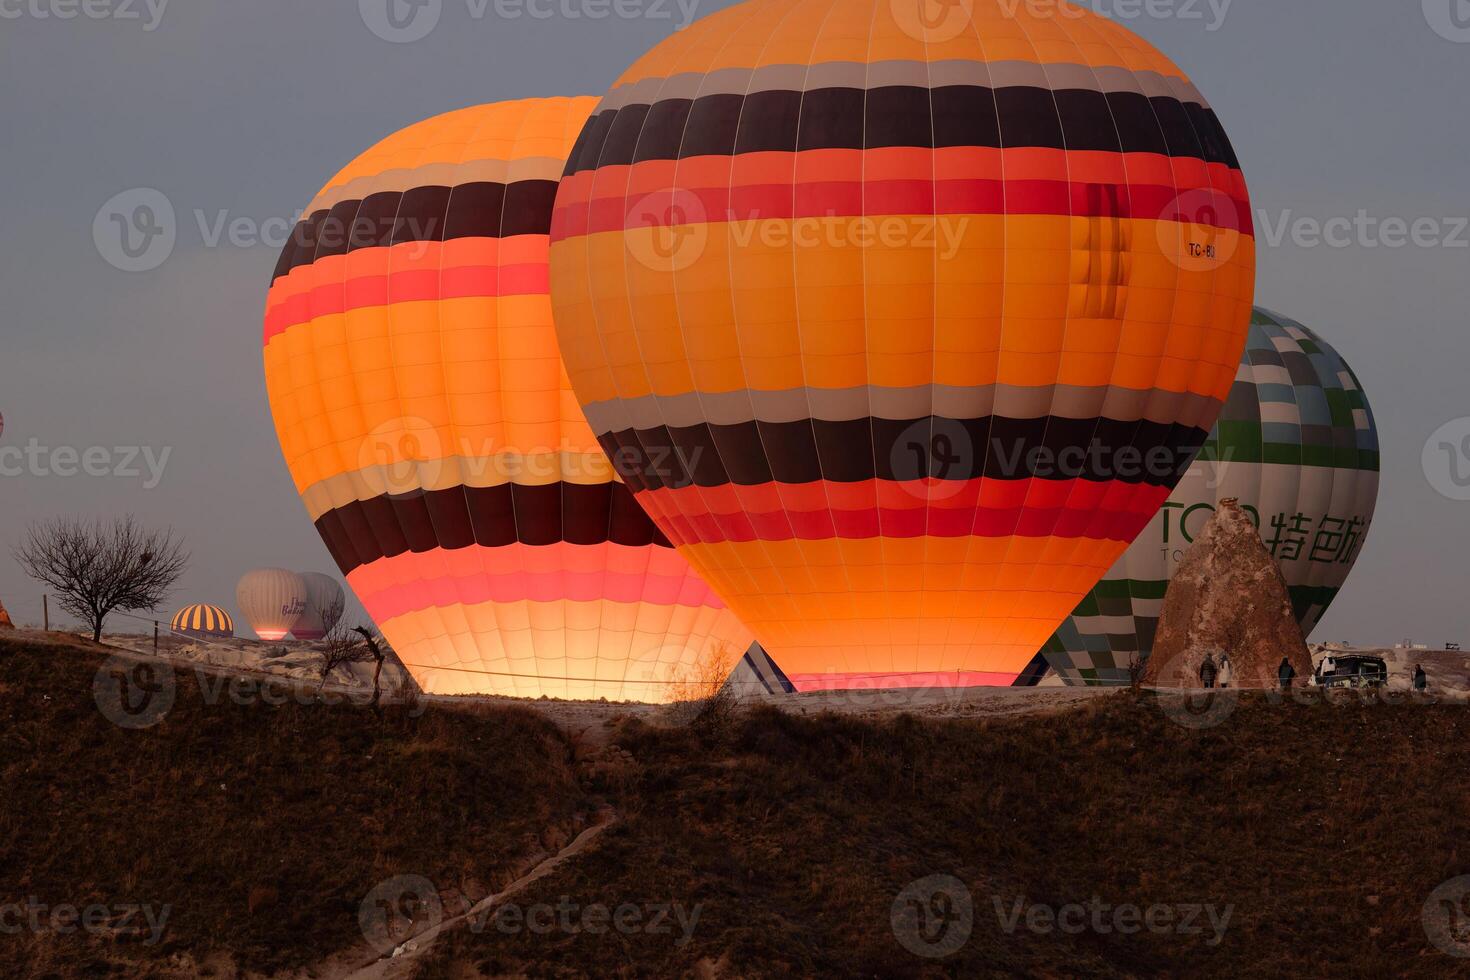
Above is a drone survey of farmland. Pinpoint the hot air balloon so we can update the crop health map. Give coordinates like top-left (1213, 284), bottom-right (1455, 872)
top-left (548, 0), bottom-right (1256, 690)
top-left (263, 99), bottom-right (752, 701)
top-left (292, 572), bottom-right (346, 641)
top-left (236, 568), bottom-right (307, 641)
top-left (1042, 309), bottom-right (1379, 685)
top-left (171, 603), bottom-right (235, 641)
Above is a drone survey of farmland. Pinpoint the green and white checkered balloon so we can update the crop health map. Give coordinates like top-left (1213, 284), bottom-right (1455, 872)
top-left (1042, 308), bottom-right (1380, 686)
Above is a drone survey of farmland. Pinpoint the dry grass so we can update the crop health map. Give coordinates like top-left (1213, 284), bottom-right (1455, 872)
top-left (0, 634), bottom-right (596, 976)
top-left (6, 633), bottom-right (1470, 978)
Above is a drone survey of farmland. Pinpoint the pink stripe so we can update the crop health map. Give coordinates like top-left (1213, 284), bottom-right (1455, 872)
top-left (263, 262), bottom-right (549, 343)
top-left (787, 670), bottom-right (1020, 692)
top-left (347, 542), bottom-right (728, 622)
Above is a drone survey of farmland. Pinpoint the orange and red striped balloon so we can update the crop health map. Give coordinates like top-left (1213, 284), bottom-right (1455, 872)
top-left (264, 99), bottom-right (751, 700)
top-left (549, 0), bottom-right (1256, 690)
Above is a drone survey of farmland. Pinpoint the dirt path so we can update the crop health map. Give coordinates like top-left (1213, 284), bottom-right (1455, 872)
top-left (316, 808), bottom-right (621, 980)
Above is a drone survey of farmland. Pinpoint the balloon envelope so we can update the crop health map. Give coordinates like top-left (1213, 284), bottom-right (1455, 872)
top-left (171, 603), bottom-right (235, 641)
top-left (236, 568), bottom-right (307, 641)
top-left (1042, 309), bottom-right (1380, 685)
top-left (263, 99), bottom-right (752, 701)
top-left (292, 572), bottom-right (346, 641)
top-left (549, 0), bottom-right (1256, 689)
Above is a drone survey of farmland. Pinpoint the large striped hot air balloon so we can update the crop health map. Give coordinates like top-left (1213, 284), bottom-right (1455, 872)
top-left (549, 0), bottom-right (1256, 690)
top-left (1042, 309), bottom-right (1380, 685)
top-left (236, 568), bottom-right (307, 641)
top-left (263, 99), bottom-right (752, 701)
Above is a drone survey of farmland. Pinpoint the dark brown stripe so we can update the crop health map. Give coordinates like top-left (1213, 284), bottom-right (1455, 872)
top-left (566, 86), bottom-right (1241, 175)
top-left (597, 416), bottom-right (1209, 492)
top-left (271, 178), bottom-right (559, 283)
top-left (317, 480), bottom-right (671, 577)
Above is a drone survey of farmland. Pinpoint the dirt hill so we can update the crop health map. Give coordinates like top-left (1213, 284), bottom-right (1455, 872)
top-left (4, 634), bottom-right (1469, 978)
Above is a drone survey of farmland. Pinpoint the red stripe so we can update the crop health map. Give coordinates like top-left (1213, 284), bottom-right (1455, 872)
top-left (787, 670), bottom-right (1020, 692)
top-left (263, 259), bottom-right (549, 344)
top-left (634, 477), bottom-right (1169, 545)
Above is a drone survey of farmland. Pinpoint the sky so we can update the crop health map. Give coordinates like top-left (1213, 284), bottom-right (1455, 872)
top-left (1, 0), bottom-right (1467, 645)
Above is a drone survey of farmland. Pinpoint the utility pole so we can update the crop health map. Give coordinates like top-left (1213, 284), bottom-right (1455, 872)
top-left (42, 595), bottom-right (49, 632)
top-left (153, 620), bottom-right (159, 653)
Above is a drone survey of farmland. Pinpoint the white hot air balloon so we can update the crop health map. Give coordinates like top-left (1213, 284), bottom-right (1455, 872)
top-left (292, 573), bottom-right (346, 641)
top-left (1043, 309), bottom-right (1380, 685)
top-left (236, 568), bottom-right (308, 642)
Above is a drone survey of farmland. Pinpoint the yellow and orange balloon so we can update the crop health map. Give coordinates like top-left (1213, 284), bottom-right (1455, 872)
top-left (548, 0), bottom-right (1256, 689)
top-left (263, 99), bottom-right (750, 700)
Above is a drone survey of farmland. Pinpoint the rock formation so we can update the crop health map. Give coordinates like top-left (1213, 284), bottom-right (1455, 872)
top-left (1143, 498), bottom-right (1313, 689)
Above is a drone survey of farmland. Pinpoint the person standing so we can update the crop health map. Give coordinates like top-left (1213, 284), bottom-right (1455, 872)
top-left (1199, 651), bottom-right (1218, 689)
top-left (1218, 653), bottom-right (1233, 689)
top-left (1414, 664), bottom-right (1428, 693)
top-left (1278, 657), bottom-right (1296, 691)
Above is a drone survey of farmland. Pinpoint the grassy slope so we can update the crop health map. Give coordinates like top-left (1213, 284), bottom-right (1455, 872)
top-left (422, 696), bottom-right (1470, 979)
top-left (4, 634), bottom-right (1470, 978)
top-left (0, 635), bottom-right (595, 976)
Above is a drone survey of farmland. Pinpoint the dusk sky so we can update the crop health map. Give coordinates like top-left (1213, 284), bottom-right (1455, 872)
top-left (2, 0), bottom-right (1467, 644)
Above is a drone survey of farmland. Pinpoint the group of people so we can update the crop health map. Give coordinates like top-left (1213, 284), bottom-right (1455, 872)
top-left (1196, 652), bottom-right (1431, 691)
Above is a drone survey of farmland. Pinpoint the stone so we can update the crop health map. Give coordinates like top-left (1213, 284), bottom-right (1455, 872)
top-left (1143, 498), bottom-right (1313, 689)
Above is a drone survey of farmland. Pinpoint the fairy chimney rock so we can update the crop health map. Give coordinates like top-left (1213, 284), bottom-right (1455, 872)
top-left (1143, 498), bottom-right (1312, 689)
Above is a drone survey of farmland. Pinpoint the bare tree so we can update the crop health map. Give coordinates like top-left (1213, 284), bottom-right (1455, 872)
top-left (315, 595), bottom-right (370, 693)
top-left (353, 626), bottom-right (390, 710)
top-left (14, 517), bottom-right (188, 642)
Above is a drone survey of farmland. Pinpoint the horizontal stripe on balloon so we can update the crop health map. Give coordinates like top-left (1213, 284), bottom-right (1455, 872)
top-left (636, 477), bottom-right (1169, 545)
top-left (579, 384), bottom-right (1220, 434)
top-left (271, 179), bottom-right (558, 284)
top-left (263, 259), bottom-right (548, 343)
top-left (568, 86), bottom-right (1242, 171)
top-left (316, 480), bottom-right (672, 577)
top-left (309, 154), bottom-right (571, 218)
top-left (552, 177), bottom-right (1251, 241)
top-left (786, 670), bottom-right (1021, 692)
top-left (596, 415), bottom-right (1210, 492)
top-left (349, 543), bottom-right (728, 621)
